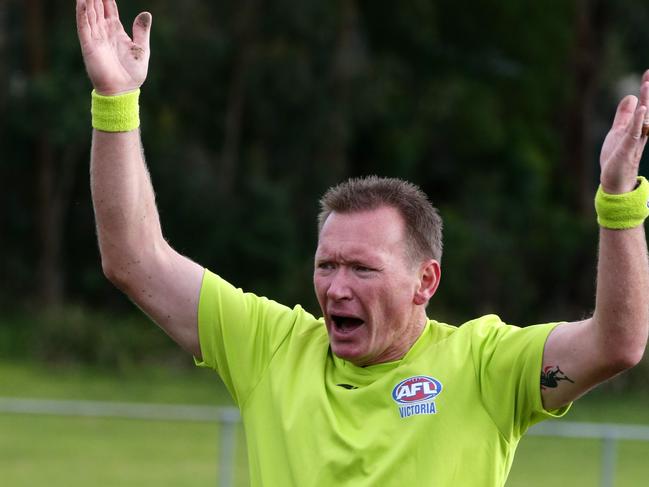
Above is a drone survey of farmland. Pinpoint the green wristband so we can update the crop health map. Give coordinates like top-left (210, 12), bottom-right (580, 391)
top-left (595, 176), bottom-right (649, 229)
top-left (91, 89), bottom-right (140, 132)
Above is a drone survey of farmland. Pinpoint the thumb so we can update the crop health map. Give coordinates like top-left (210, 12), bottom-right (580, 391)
top-left (132, 12), bottom-right (152, 48)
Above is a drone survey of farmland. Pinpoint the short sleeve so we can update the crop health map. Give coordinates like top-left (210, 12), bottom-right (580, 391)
top-left (468, 315), bottom-right (570, 442)
top-left (194, 269), bottom-right (309, 406)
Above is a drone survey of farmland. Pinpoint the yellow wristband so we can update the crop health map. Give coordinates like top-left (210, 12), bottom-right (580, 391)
top-left (91, 89), bottom-right (140, 132)
top-left (595, 176), bottom-right (649, 229)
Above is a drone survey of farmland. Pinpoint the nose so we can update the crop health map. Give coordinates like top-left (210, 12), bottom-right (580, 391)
top-left (326, 269), bottom-right (353, 301)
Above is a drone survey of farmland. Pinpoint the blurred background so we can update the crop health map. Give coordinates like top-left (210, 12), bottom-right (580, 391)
top-left (1, 0), bottom-right (649, 486)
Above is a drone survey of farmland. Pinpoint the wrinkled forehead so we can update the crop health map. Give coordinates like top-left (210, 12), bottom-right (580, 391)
top-left (316, 207), bottom-right (410, 257)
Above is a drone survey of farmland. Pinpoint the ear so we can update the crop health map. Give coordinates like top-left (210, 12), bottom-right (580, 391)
top-left (413, 259), bottom-right (441, 306)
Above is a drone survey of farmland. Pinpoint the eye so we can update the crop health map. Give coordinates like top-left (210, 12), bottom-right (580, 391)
top-left (353, 265), bottom-right (374, 273)
top-left (317, 261), bottom-right (335, 271)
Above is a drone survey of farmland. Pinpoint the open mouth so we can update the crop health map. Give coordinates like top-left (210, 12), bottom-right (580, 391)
top-left (331, 315), bottom-right (365, 333)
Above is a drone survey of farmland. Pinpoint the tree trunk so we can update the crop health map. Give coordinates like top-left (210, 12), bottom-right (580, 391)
top-left (563, 0), bottom-right (609, 216)
top-left (26, 0), bottom-right (79, 309)
top-left (317, 0), bottom-right (367, 185)
top-left (0, 1), bottom-right (7, 289)
top-left (218, 0), bottom-right (261, 197)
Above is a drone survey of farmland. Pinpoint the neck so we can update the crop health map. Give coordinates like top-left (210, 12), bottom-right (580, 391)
top-left (362, 311), bottom-right (428, 366)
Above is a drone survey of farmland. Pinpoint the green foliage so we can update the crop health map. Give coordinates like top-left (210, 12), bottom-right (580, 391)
top-left (0, 359), bottom-right (230, 404)
top-left (2, 1), bottom-right (649, 374)
top-left (0, 308), bottom-right (185, 370)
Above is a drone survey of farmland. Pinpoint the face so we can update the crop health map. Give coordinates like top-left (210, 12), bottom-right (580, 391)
top-left (314, 206), bottom-right (436, 367)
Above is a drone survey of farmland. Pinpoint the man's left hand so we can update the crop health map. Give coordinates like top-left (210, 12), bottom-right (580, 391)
top-left (599, 71), bottom-right (649, 194)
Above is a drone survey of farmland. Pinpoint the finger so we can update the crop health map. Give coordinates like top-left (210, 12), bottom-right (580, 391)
top-left (639, 82), bottom-right (649, 138)
top-left (86, 0), bottom-right (98, 30)
top-left (617, 106), bottom-right (647, 168)
top-left (636, 109), bottom-right (649, 159)
top-left (637, 133), bottom-right (648, 160)
top-left (626, 105), bottom-right (646, 144)
top-left (94, 0), bottom-right (105, 23)
top-left (642, 69), bottom-right (649, 85)
top-left (132, 12), bottom-right (152, 48)
top-left (639, 81), bottom-right (649, 110)
top-left (102, 0), bottom-right (119, 20)
top-left (611, 95), bottom-right (638, 131)
top-left (76, 0), bottom-right (91, 42)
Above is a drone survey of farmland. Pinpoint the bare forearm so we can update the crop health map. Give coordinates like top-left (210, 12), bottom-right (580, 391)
top-left (542, 74), bottom-right (649, 409)
top-left (593, 225), bottom-right (649, 363)
top-left (78, 3), bottom-right (203, 356)
top-left (90, 129), bottom-right (165, 276)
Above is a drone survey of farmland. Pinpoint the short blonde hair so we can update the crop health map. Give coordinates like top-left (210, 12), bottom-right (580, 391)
top-left (318, 176), bottom-right (443, 263)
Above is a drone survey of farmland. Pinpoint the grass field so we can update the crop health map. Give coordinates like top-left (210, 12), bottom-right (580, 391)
top-left (2, 360), bottom-right (649, 486)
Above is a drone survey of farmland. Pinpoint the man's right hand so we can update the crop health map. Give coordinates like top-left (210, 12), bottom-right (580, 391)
top-left (78, 1), bottom-right (204, 359)
top-left (76, 0), bottom-right (152, 95)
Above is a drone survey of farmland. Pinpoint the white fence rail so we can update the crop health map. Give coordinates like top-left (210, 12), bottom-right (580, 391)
top-left (2, 397), bottom-right (649, 487)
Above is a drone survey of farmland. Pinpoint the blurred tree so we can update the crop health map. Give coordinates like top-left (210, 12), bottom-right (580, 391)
top-left (12, 0), bottom-right (87, 309)
top-left (2, 0), bottom-right (649, 371)
top-left (26, 0), bottom-right (58, 307)
top-left (218, 0), bottom-right (262, 196)
top-left (0, 0), bottom-right (7, 261)
top-left (562, 0), bottom-right (610, 216)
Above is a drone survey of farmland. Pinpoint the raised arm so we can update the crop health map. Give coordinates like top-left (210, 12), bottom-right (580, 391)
top-left (77, 0), bottom-right (204, 358)
top-left (541, 72), bottom-right (649, 410)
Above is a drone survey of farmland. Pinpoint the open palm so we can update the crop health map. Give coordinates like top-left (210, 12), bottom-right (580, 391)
top-left (599, 73), bottom-right (649, 194)
top-left (76, 0), bottom-right (151, 95)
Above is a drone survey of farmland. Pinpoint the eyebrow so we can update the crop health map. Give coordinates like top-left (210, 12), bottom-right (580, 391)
top-left (315, 253), bottom-right (383, 268)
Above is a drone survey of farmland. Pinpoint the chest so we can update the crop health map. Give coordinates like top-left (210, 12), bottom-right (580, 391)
top-left (252, 340), bottom-right (498, 449)
top-left (241, 333), bottom-right (511, 486)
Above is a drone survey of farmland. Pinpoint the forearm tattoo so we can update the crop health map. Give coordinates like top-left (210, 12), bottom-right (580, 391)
top-left (541, 365), bottom-right (575, 389)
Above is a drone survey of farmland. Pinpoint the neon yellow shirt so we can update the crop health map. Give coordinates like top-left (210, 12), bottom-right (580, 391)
top-left (196, 270), bottom-right (569, 486)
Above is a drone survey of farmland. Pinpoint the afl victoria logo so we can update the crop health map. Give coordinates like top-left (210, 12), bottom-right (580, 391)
top-left (392, 376), bottom-right (442, 418)
top-left (392, 376), bottom-right (442, 403)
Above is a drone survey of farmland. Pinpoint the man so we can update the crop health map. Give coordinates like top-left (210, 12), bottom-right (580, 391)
top-left (76, 1), bottom-right (649, 485)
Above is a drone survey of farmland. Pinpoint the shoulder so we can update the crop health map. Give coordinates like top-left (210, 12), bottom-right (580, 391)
top-left (453, 315), bottom-right (560, 361)
top-left (199, 268), bottom-right (324, 347)
top-left (430, 314), bottom-right (557, 352)
top-left (460, 314), bottom-right (512, 339)
top-left (428, 314), bottom-right (508, 340)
